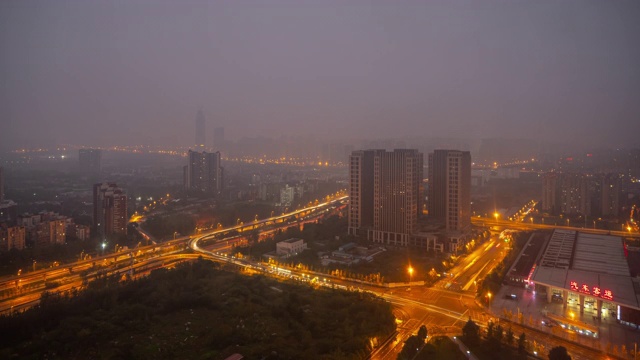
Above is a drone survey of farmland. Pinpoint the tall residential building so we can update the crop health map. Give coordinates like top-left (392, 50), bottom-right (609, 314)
top-left (195, 109), bottom-right (206, 150)
top-left (348, 150), bottom-right (375, 237)
top-left (78, 149), bottom-right (102, 173)
top-left (213, 127), bottom-right (225, 149)
top-left (559, 173), bottom-right (590, 215)
top-left (183, 150), bottom-right (223, 195)
top-left (279, 185), bottom-right (295, 207)
top-left (348, 149), bottom-right (423, 246)
top-left (93, 183), bottom-right (128, 237)
top-left (541, 172), bottom-right (560, 214)
top-left (0, 166), bottom-right (4, 201)
top-left (600, 173), bottom-right (621, 217)
top-left (428, 150), bottom-right (471, 232)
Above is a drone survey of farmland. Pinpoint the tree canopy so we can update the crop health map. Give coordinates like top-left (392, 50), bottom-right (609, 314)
top-left (0, 259), bottom-right (396, 359)
top-left (549, 346), bottom-right (571, 360)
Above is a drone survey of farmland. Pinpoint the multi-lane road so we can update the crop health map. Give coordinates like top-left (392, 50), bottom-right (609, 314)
top-left (473, 216), bottom-right (640, 239)
top-left (0, 196), bottom-right (347, 315)
top-left (1, 196), bottom-right (633, 359)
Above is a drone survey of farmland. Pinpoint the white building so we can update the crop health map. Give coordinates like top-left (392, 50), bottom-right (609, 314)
top-left (276, 238), bottom-right (307, 257)
top-left (279, 185), bottom-right (295, 207)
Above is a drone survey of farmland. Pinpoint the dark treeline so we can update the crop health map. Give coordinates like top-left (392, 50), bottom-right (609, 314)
top-left (0, 259), bottom-right (396, 359)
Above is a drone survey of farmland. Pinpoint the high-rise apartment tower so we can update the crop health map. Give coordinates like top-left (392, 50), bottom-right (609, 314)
top-left (183, 150), bottom-right (224, 195)
top-left (93, 183), bottom-right (128, 237)
top-left (428, 150), bottom-right (471, 232)
top-left (348, 149), bottom-right (423, 246)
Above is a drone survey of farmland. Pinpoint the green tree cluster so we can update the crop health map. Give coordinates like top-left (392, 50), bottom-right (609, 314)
top-left (461, 319), bottom-right (527, 360)
top-left (0, 259), bottom-right (396, 359)
top-left (397, 325), bottom-right (428, 360)
top-left (144, 213), bottom-right (196, 240)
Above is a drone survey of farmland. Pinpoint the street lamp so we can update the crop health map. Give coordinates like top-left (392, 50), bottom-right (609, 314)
top-left (173, 231), bottom-right (178, 240)
top-left (493, 212), bottom-right (499, 221)
top-left (408, 266), bottom-right (414, 290)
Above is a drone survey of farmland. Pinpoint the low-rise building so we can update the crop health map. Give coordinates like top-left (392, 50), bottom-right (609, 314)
top-left (0, 223), bottom-right (26, 251)
top-left (531, 230), bottom-right (640, 331)
top-left (74, 224), bottom-right (91, 241)
top-left (18, 212), bottom-right (70, 247)
top-left (276, 238), bottom-right (307, 257)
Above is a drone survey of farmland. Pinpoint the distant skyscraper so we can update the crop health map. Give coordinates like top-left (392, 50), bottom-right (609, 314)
top-left (183, 150), bottom-right (224, 195)
top-left (213, 127), bottom-right (224, 149)
top-left (559, 173), bottom-right (590, 215)
top-left (79, 149), bottom-right (102, 173)
top-left (600, 173), bottom-right (621, 217)
top-left (195, 109), bottom-right (206, 149)
top-left (428, 150), bottom-right (471, 232)
top-left (93, 183), bottom-right (128, 237)
top-left (543, 172), bottom-right (593, 216)
top-left (541, 172), bottom-right (560, 214)
top-left (348, 149), bottom-right (423, 246)
top-left (0, 166), bottom-right (4, 201)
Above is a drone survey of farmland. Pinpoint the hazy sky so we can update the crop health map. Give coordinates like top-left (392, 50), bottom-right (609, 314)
top-left (1, 0), bottom-right (639, 149)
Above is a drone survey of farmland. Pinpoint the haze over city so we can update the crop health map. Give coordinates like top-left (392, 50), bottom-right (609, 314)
top-left (2, 2), bottom-right (640, 360)
top-left (2, 0), bottom-right (639, 151)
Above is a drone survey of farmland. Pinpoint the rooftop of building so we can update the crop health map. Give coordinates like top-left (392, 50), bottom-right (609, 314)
top-left (280, 238), bottom-right (304, 244)
top-left (0, 200), bottom-right (17, 208)
top-left (532, 230), bottom-right (640, 309)
top-left (509, 232), bottom-right (550, 277)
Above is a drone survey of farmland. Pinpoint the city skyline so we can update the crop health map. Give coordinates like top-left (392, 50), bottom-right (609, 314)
top-left (1, 2), bottom-right (640, 358)
top-left (1, 1), bottom-right (639, 151)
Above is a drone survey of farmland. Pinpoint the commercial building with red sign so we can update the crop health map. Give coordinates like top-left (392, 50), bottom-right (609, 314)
top-left (530, 230), bottom-right (640, 326)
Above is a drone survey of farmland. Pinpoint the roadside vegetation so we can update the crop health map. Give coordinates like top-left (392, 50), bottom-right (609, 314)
top-left (233, 215), bottom-right (446, 284)
top-left (0, 258), bottom-right (396, 359)
top-left (461, 319), bottom-right (528, 360)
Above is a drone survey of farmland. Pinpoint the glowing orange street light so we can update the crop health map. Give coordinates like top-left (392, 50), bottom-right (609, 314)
top-left (408, 266), bottom-right (414, 289)
top-left (493, 212), bottom-right (499, 221)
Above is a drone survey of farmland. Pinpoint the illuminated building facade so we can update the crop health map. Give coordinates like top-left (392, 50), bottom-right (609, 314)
top-left (531, 230), bottom-right (640, 329)
top-left (428, 149), bottom-right (471, 232)
top-left (93, 183), bottom-right (128, 237)
top-left (348, 149), bottom-right (423, 246)
top-left (183, 150), bottom-right (224, 195)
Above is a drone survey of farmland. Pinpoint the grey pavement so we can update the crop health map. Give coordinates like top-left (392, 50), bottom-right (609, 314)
top-left (490, 283), bottom-right (640, 358)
